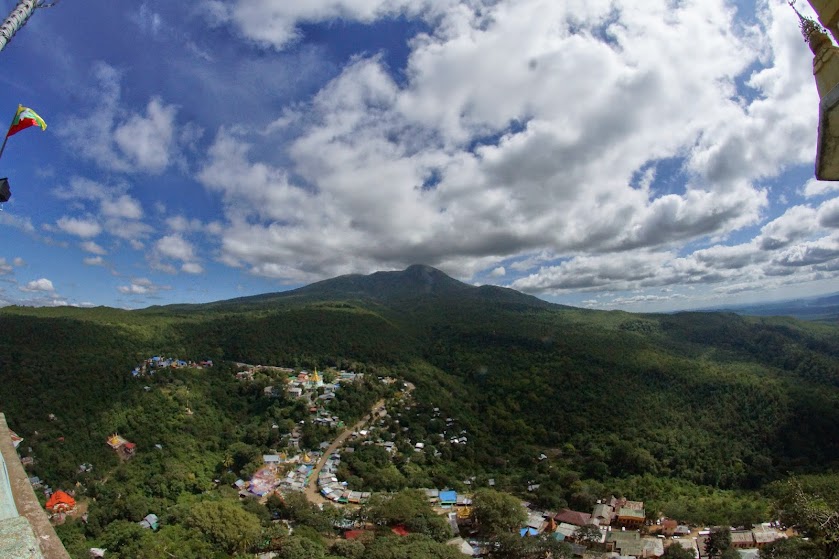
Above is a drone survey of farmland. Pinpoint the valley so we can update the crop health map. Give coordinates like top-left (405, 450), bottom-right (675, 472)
top-left (1, 266), bottom-right (838, 558)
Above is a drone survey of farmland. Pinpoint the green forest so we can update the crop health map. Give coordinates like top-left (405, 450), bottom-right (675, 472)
top-left (2, 266), bottom-right (839, 557)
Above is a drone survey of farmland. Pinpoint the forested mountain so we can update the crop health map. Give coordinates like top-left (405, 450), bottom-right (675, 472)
top-left (3, 265), bottom-right (839, 557)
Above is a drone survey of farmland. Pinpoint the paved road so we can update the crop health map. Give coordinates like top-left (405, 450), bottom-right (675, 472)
top-left (303, 399), bottom-right (386, 505)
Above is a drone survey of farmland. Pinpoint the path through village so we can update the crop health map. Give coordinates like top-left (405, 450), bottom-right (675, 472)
top-left (303, 382), bottom-right (414, 506)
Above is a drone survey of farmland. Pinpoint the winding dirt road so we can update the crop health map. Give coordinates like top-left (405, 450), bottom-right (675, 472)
top-left (303, 382), bottom-right (415, 505)
top-left (303, 399), bottom-right (386, 505)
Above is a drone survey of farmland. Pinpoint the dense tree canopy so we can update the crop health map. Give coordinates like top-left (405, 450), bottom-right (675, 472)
top-left (2, 282), bottom-right (839, 558)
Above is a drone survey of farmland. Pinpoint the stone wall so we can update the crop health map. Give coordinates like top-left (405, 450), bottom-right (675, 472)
top-left (0, 413), bottom-right (69, 559)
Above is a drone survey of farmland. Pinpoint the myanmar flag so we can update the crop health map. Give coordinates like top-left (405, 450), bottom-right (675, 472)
top-left (7, 105), bottom-right (46, 137)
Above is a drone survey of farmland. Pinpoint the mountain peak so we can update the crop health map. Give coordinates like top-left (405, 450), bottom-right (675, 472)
top-left (298, 264), bottom-right (470, 300)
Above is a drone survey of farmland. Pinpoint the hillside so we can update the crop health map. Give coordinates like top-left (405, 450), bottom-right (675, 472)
top-left (2, 266), bottom-right (839, 556)
top-left (707, 292), bottom-right (839, 322)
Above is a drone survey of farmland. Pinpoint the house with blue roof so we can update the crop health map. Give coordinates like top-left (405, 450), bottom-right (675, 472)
top-left (439, 490), bottom-right (457, 506)
top-left (520, 527), bottom-right (539, 537)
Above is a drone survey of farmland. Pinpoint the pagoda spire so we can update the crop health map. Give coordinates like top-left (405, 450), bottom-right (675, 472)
top-left (790, 1), bottom-right (832, 54)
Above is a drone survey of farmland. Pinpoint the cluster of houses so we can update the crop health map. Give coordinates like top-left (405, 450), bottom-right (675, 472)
top-left (130, 356), bottom-right (213, 377)
top-left (502, 497), bottom-right (788, 559)
top-left (236, 365), bottom-right (360, 425)
top-left (317, 451), bottom-right (373, 504)
top-left (234, 452), bottom-right (322, 497)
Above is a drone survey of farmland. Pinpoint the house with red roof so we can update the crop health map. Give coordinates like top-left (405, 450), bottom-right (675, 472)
top-left (554, 509), bottom-right (593, 526)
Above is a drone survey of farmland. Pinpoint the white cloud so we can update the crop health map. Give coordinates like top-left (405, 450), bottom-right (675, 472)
top-left (200, 0), bottom-right (451, 50)
top-left (176, 0), bottom-right (839, 309)
top-left (113, 98), bottom-right (177, 174)
top-left (56, 216), bottom-right (101, 238)
top-left (818, 197), bottom-right (839, 229)
top-left (52, 177), bottom-right (150, 245)
top-left (117, 277), bottom-right (169, 295)
top-left (0, 259), bottom-right (13, 274)
top-left (181, 262), bottom-right (204, 274)
top-left (757, 205), bottom-right (819, 250)
top-left (12, 257), bottom-right (24, 267)
top-left (21, 278), bottom-right (55, 292)
top-left (156, 234), bottom-right (196, 261)
top-left (130, 3), bottom-right (164, 36)
top-left (100, 194), bottom-right (143, 220)
top-left (83, 256), bottom-right (105, 266)
top-left (81, 241), bottom-right (107, 255)
top-left (802, 178), bottom-right (839, 198)
top-left (150, 234), bottom-right (203, 275)
top-left (59, 64), bottom-right (181, 175)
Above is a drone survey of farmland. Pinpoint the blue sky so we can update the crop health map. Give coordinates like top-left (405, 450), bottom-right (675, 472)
top-left (0, 0), bottom-right (837, 312)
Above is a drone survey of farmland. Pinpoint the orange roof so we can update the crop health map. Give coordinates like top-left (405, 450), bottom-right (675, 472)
top-left (45, 490), bottom-right (75, 512)
top-left (391, 525), bottom-right (410, 536)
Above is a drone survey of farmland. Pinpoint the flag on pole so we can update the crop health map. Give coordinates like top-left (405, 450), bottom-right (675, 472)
top-left (6, 105), bottom-right (46, 137)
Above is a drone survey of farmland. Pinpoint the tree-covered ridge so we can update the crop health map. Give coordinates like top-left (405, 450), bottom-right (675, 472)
top-left (1, 268), bottom-right (839, 556)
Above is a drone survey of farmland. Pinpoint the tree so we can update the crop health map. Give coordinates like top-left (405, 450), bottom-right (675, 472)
top-left (575, 524), bottom-right (602, 546)
top-left (472, 488), bottom-right (527, 536)
top-left (705, 526), bottom-right (732, 559)
top-left (662, 544), bottom-right (697, 559)
top-left (489, 532), bottom-right (572, 559)
top-left (366, 489), bottom-right (450, 541)
top-left (186, 500), bottom-right (262, 554)
top-left (721, 549), bottom-right (741, 559)
top-left (777, 480), bottom-right (839, 559)
top-left (331, 539), bottom-right (366, 559)
top-left (276, 535), bottom-right (326, 559)
top-left (759, 537), bottom-right (825, 559)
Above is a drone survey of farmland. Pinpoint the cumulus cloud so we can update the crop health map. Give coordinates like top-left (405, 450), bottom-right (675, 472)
top-left (818, 197), bottom-right (839, 229)
top-left (803, 178), bottom-right (839, 198)
top-left (161, 0), bottom-right (839, 311)
top-left (53, 178), bottom-right (150, 245)
top-left (59, 64), bottom-right (181, 174)
top-left (149, 234), bottom-right (203, 274)
top-left (113, 98), bottom-right (177, 173)
top-left (21, 278), bottom-right (55, 292)
top-left (117, 277), bottom-right (169, 295)
top-left (156, 234), bottom-right (196, 261)
top-left (81, 241), bottom-right (107, 255)
top-left (100, 194), bottom-right (143, 220)
top-left (83, 256), bottom-right (106, 266)
top-left (193, 0), bottom-right (812, 287)
top-left (56, 216), bottom-right (101, 238)
top-left (181, 262), bottom-right (204, 274)
top-left (200, 0), bottom-right (450, 50)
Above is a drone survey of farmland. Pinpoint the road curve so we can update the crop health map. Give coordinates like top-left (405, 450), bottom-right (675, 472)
top-left (303, 399), bottom-right (386, 505)
top-left (303, 382), bottom-right (415, 506)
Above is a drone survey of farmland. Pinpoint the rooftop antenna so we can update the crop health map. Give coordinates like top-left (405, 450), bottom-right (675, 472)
top-left (0, 0), bottom-right (62, 54)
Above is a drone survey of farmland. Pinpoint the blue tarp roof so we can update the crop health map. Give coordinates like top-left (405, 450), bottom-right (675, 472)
top-left (520, 527), bottom-right (539, 537)
top-left (439, 490), bottom-right (457, 503)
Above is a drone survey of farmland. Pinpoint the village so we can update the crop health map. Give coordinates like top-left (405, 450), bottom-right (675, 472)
top-left (215, 362), bottom-right (789, 559)
top-left (12, 356), bottom-right (791, 559)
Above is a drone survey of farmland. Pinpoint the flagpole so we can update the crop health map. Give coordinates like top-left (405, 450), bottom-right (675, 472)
top-left (0, 105), bottom-right (21, 162)
top-left (0, 0), bottom-right (39, 54)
